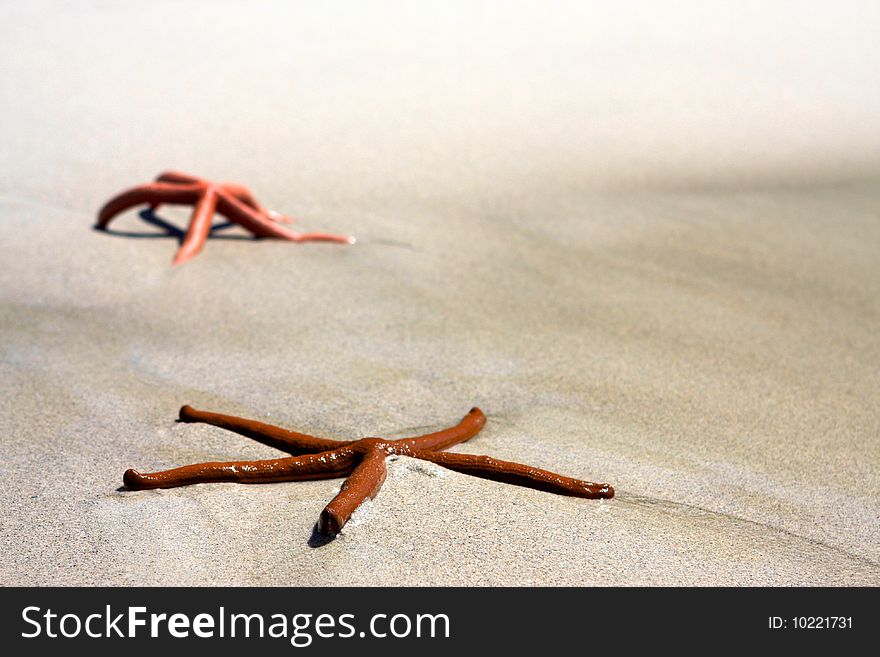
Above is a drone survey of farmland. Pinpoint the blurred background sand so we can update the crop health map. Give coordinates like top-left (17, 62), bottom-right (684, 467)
top-left (1, 0), bottom-right (878, 585)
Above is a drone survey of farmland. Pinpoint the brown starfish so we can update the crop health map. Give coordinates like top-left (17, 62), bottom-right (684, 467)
top-left (97, 171), bottom-right (354, 265)
top-left (123, 405), bottom-right (614, 536)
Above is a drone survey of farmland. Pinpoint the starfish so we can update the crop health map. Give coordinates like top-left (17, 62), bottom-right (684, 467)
top-left (123, 405), bottom-right (614, 536)
top-left (97, 171), bottom-right (354, 265)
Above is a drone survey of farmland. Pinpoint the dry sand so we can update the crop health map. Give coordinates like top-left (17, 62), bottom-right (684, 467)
top-left (1, 1), bottom-right (878, 585)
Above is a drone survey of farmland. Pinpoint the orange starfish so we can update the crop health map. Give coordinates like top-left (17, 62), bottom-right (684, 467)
top-left (124, 406), bottom-right (614, 536)
top-left (97, 171), bottom-right (353, 265)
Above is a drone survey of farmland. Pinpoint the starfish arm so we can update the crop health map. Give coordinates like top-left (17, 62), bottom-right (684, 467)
top-left (123, 447), bottom-right (357, 490)
top-left (415, 451), bottom-right (614, 499)
top-left (217, 193), bottom-right (354, 243)
top-left (151, 174), bottom-right (293, 223)
top-left (216, 192), bottom-right (304, 239)
top-left (153, 174), bottom-right (288, 225)
top-left (97, 183), bottom-right (202, 228)
top-left (150, 172), bottom-right (205, 212)
top-left (216, 182), bottom-right (274, 216)
top-left (221, 183), bottom-right (264, 212)
top-left (178, 405), bottom-right (350, 455)
top-left (317, 450), bottom-right (388, 535)
top-left (155, 171), bottom-right (205, 185)
top-left (395, 407), bottom-right (486, 452)
top-left (172, 188), bottom-right (218, 266)
top-left (213, 183), bottom-right (296, 224)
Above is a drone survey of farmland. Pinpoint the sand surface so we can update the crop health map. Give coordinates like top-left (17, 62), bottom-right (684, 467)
top-left (1, 1), bottom-right (878, 585)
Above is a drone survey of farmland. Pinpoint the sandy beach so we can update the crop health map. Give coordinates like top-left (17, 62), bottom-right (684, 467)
top-left (1, 1), bottom-right (878, 585)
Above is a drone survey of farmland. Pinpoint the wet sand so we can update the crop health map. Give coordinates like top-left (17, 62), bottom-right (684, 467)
top-left (1, 1), bottom-right (878, 585)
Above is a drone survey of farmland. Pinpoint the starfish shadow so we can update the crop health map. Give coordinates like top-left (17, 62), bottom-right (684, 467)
top-left (308, 525), bottom-right (336, 548)
top-left (93, 208), bottom-right (253, 242)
